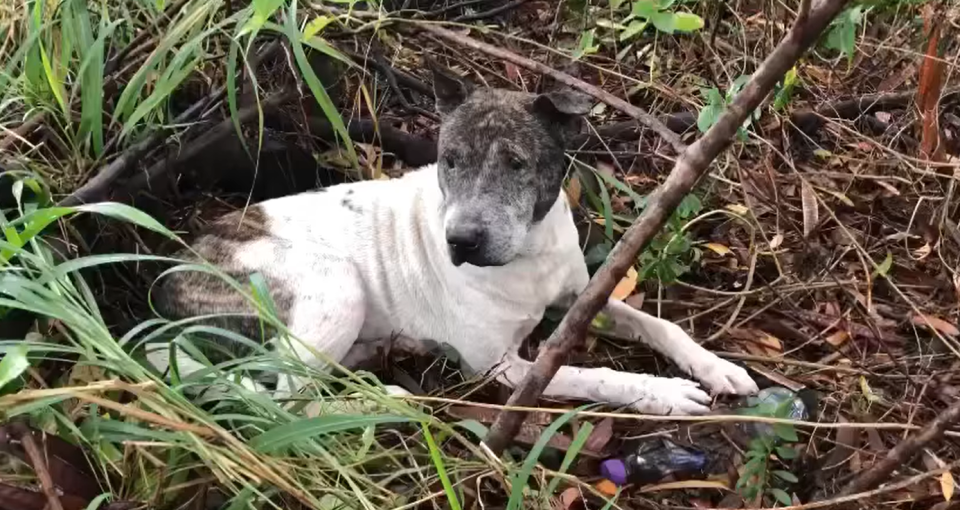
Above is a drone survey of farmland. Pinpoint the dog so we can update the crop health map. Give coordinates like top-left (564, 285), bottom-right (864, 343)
top-left (149, 67), bottom-right (758, 415)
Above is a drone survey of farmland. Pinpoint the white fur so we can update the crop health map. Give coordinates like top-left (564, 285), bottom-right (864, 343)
top-left (160, 164), bottom-right (757, 414)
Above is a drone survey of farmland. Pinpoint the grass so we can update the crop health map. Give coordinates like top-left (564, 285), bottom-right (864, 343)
top-left (2, 0), bottom-right (957, 508)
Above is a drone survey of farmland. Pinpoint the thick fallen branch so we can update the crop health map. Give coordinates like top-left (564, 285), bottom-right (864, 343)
top-left (415, 23), bottom-right (687, 153)
top-left (482, 0), bottom-right (852, 455)
top-left (59, 41), bottom-right (281, 206)
top-left (839, 397), bottom-right (960, 497)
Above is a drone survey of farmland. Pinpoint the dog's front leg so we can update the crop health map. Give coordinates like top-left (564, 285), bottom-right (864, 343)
top-left (495, 351), bottom-right (713, 415)
top-left (599, 299), bottom-right (758, 396)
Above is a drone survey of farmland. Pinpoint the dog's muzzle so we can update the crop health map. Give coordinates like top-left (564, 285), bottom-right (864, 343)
top-left (446, 225), bottom-right (488, 267)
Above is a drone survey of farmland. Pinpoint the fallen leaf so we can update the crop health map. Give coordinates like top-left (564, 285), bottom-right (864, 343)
top-left (824, 330), bottom-right (850, 347)
top-left (565, 175), bottom-right (581, 206)
top-left (943, 471), bottom-right (955, 501)
top-left (911, 314), bottom-right (960, 338)
top-left (640, 479), bottom-right (731, 492)
top-left (745, 331), bottom-right (783, 358)
top-left (584, 418), bottom-right (614, 453)
top-left (914, 243), bottom-right (932, 260)
top-left (726, 203), bottom-right (749, 215)
top-left (705, 243), bottom-right (732, 256)
top-left (596, 479), bottom-right (619, 496)
top-left (875, 111), bottom-right (893, 124)
top-left (611, 267), bottom-right (639, 301)
top-left (917, 4), bottom-right (947, 161)
top-left (504, 62), bottom-right (521, 82)
top-left (557, 487), bottom-right (583, 510)
top-left (769, 233), bottom-right (784, 250)
top-left (800, 180), bottom-right (819, 238)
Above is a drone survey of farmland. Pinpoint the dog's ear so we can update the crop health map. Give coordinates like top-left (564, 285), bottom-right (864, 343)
top-left (428, 62), bottom-right (472, 116)
top-left (532, 90), bottom-right (593, 140)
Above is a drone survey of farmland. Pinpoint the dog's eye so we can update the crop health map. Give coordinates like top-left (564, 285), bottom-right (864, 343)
top-left (509, 157), bottom-right (524, 170)
top-left (444, 156), bottom-right (456, 169)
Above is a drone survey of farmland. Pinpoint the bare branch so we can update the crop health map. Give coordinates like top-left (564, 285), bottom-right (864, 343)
top-left (482, 0), bottom-right (853, 455)
top-left (415, 23), bottom-right (688, 154)
top-left (840, 397), bottom-right (960, 496)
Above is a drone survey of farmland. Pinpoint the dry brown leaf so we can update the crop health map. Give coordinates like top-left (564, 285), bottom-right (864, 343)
top-left (556, 487), bottom-right (583, 510)
top-left (875, 111), bottom-right (893, 124)
top-left (705, 243), bottom-right (732, 256)
top-left (640, 480), bottom-right (731, 492)
top-left (824, 330), bottom-right (850, 347)
top-left (505, 62), bottom-right (522, 82)
top-left (584, 418), bottom-right (614, 453)
top-left (911, 314), bottom-right (960, 338)
top-left (565, 175), bottom-right (581, 206)
top-left (726, 203), bottom-right (750, 215)
top-left (611, 267), bottom-right (639, 301)
top-left (918, 4), bottom-right (947, 161)
top-left (800, 180), bottom-right (819, 239)
top-left (943, 471), bottom-right (955, 501)
top-left (743, 331), bottom-right (783, 358)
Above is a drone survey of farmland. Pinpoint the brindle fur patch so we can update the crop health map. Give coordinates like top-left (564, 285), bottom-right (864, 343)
top-left (153, 205), bottom-right (292, 362)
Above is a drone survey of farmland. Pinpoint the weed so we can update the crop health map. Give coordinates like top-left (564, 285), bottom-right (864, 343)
top-left (574, 0), bottom-right (704, 61)
top-left (697, 74), bottom-right (759, 140)
top-left (735, 396), bottom-right (802, 506)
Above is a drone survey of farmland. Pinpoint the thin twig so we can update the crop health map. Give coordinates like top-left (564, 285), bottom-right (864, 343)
top-left (451, 0), bottom-right (527, 23)
top-left (482, 0), bottom-right (853, 455)
top-left (415, 23), bottom-right (687, 153)
top-left (839, 397), bottom-right (960, 496)
top-left (11, 422), bottom-right (65, 510)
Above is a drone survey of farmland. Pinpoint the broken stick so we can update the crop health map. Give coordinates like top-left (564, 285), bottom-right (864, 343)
top-left (481, 0), bottom-right (852, 455)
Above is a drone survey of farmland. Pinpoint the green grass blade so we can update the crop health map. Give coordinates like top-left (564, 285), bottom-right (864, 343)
top-left (422, 421), bottom-right (463, 510)
top-left (0, 343), bottom-right (31, 392)
top-left (249, 415), bottom-right (415, 453)
top-left (506, 404), bottom-right (592, 510)
top-left (280, 0), bottom-right (358, 169)
top-left (544, 421), bottom-right (594, 496)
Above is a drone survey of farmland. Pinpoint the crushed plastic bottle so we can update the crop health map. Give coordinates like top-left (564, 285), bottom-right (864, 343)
top-left (599, 438), bottom-right (708, 487)
top-left (737, 386), bottom-right (813, 440)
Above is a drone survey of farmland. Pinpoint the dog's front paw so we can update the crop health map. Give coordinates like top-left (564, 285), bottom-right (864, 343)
top-left (691, 358), bottom-right (759, 396)
top-left (623, 376), bottom-right (713, 415)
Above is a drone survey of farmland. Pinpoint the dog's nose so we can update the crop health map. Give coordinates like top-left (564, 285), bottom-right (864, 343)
top-left (446, 226), bottom-right (483, 266)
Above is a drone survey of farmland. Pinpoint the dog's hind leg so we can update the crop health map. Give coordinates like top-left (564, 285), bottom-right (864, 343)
top-left (268, 259), bottom-right (367, 398)
top-left (599, 299), bottom-right (758, 396)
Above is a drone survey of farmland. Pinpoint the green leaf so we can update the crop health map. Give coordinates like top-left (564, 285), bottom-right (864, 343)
top-left (619, 19), bottom-right (648, 41)
top-left (872, 251), bottom-right (893, 278)
top-left (631, 0), bottom-right (659, 18)
top-left (670, 12), bottom-right (704, 32)
top-left (773, 66), bottom-right (799, 111)
top-left (677, 194), bottom-right (702, 218)
top-left (775, 446), bottom-right (798, 459)
top-left (697, 102), bottom-right (723, 133)
top-left (304, 16), bottom-right (334, 38)
top-left (773, 423), bottom-right (799, 442)
top-left (250, 415), bottom-right (415, 453)
top-left (0, 344), bottom-right (30, 392)
top-left (773, 470), bottom-right (799, 483)
top-left (649, 11), bottom-right (676, 33)
top-left (573, 29), bottom-right (600, 60)
top-left (768, 488), bottom-right (792, 506)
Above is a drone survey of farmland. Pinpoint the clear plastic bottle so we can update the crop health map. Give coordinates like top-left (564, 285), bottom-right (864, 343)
top-left (599, 438), bottom-right (708, 487)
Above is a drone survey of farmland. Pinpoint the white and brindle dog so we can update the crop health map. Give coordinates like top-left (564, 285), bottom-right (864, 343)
top-left (151, 68), bottom-right (758, 415)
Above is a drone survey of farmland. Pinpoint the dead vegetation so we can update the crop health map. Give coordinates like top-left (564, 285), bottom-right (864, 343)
top-left (1, 0), bottom-right (960, 509)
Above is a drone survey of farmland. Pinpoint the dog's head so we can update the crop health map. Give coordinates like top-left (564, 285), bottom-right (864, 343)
top-left (431, 66), bottom-right (591, 267)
